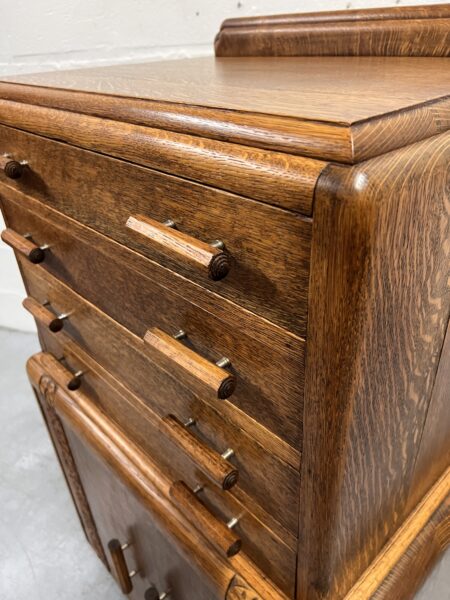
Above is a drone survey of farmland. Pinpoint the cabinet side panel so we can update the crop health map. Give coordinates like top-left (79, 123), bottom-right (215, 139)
top-left (407, 317), bottom-right (450, 512)
top-left (298, 131), bottom-right (450, 600)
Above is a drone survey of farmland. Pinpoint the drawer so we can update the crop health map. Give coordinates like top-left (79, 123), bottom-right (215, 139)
top-left (22, 259), bottom-right (300, 540)
top-left (0, 123), bottom-right (311, 336)
top-left (0, 186), bottom-right (305, 449)
top-left (28, 351), bottom-right (295, 598)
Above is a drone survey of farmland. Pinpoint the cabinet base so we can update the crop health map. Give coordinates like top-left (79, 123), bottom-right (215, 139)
top-left (345, 467), bottom-right (450, 600)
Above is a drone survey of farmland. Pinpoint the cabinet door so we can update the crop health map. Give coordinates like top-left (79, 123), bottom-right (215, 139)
top-left (28, 351), bottom-right (235, 600)
top-left (65, 428), bottom-right (220, 600)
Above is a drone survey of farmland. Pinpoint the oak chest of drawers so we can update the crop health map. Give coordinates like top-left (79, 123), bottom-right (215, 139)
top-left (1, 5), bottom-right (449, 600)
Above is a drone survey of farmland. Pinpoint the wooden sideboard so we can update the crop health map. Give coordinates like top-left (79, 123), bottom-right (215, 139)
top-left (1, 4), bottom-right (449, 599)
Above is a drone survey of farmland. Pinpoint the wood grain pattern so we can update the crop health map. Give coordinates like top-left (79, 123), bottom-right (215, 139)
top-left (21, 257), bottom-right (301, 543)
top-left (0, 123), bottom-right (311, 335)
top-left (215, 5), bottom-right (450, 57)
top-left (220, 4), bottom-right (450, 28)
top-left (126, 215), bottom-right (230, 281)
top-left (27, 351), bottom-right (290, 600)
top-left (23, 296), bottom-right (65, 332)
top-left (0, 82), bottom-right (351, 162)
top-left (1, 58), bottom-right (449, 163)
top-left (0, 99), bottom-right (323, 215)
top-left (344, 467), bottom-right (450, 600)
top-left (406, 317), bottom-right (450, 514)
top-left (0, 187), bottom-right (305, 448)
top-left (170, 480), bottom-right (242, 558)
top-left (298, 131), bottom-right (450, 600)
top-left (36, 329), bottom-right (297, 595)
top-left (29, 376), bottom-right (107, 566)
top-left (160, 415), bottom-right (239, 491)
top-left (144, 328), bottom-right (236, 401)
top-left (27, 351), bottom-right (236, 599)
top-left (65, 427), bottom-right (226, 600)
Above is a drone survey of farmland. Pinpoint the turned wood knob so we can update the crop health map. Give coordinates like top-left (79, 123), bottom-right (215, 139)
top-left (170, 481), bottom-right (242, 558)
top-left (160, 415), bottom-right (238, 490)
top-left (23, 297), bottom-right (68, 333)
top-left (126, 214), bottom-right (230, 280)
top-left (0, 155), bottom-right (25, 179)
top-left (143, 328), bottom-right (236, 400)
top-left (1, 228), bottom-right (47, 263)
top-left (108, 539), bottom-right (137, 594)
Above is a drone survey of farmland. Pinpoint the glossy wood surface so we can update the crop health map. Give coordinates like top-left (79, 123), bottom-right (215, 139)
top-left (23, 296), bottom-right (65, 332)
top-left (345, 467), bottom-right (450, 600)
top-left (0, 187), bottom-right (305, 448)
top-left (27, 351), bottom-right (289, 600)
top-left (36, 328), bottom-right (297, 595)
top-left (144, 328), bottom-right (236, 401)
top-left (160, 415), bottom-right (239, 491)
top-left (126, 215), bottom-right (230, 281)
top-left (19, 255), bottom-right (301, 537)
top-left (0, 101), bottom-right (322, 214)
top-left (0, 123), bottom-right (311, 335)
top-left (1, 227), bottom-right (45, 263)
top-left (298, 131), bottom-right (450, 600)
top-left (215, 4), bottom-right (450, 57)
top-left (3, 56), bottom-right (449, 125)
top-left (108, 539), bottom-right (135, 594)
top-left (170, 481), bottom-right (242, 558)
top-left (30, 378), bottom-right (107, 566)
top-left (1, 57), bottom-right (449, 164)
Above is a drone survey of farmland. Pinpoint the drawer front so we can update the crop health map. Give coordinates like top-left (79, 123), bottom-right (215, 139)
top-left (22, 260), bottom-right (300, 541)
top-left (0, 186), bottom-right (304, 449)
top-left (28, 351), bottom-right (294, 599)
top-left (0, 123), bottom-right (311, 336)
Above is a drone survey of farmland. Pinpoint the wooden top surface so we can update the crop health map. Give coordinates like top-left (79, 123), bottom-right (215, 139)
top-left (3, 56), bottom-right (449, 124)
top-left (1, 56), bottom-right (449, 162)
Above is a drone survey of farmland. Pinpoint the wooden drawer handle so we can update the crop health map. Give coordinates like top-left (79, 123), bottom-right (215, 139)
top-left (143, 328), bottom-right (236, 400)
top-left (1, 228), bottom-right (48, 263)
top-left (170, 481), bottom-right (242, 558)
top-left (160, 415), bottom-right (238, 491)
top-left (0, 154), bottom-right (26, 179)
top-left (126, 214), bottom-right (230, 281)
top-left (108, 539), bottom-right (137, 594)
top-left (23, 297), bottom-right (69, 333)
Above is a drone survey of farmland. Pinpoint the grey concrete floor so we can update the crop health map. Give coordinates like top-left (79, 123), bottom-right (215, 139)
top-left (0, 328), bottom-right (448, 599)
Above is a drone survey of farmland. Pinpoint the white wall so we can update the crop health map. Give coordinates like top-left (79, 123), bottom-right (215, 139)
top-left (0, 0), bottom-right (438, 331)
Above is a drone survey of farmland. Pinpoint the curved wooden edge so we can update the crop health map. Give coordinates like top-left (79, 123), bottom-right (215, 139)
top-left (0, 97), bottom-right (324, 215)
top-left (28, 369), bottom-right (107, 566)
top-left (215, 5), bottom-right (450, 57)
top-left (26, 351), bottom-right (290, 600)
top-left (345, 467), bottom-right (450, 600)
top-left (219, 4), bottom-right (450, 29)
